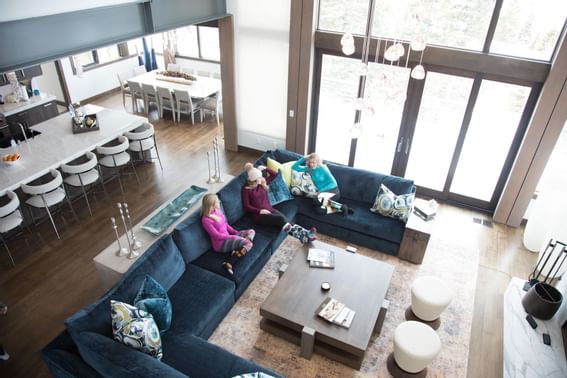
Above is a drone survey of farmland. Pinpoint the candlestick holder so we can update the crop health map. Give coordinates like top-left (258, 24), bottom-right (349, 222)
top-left (213, 137), bottom-right (224, 183)
top-left (206, 151), bottom-right (216, 184)
top-left (123, 203), bottom-right (142, 252)
top-left (111, 217), bottom-right (128, 257)
top-left (117, 203), bottom-right (134, 259)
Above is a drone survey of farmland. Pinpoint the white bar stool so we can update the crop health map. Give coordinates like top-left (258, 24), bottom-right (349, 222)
top-left (0, 191), bottom-right (25, 266)
top-left (60, 151), bottom-right (107, 217)
top-left (21, 169), bottom-right (77, 240)
top-left (124, 122), bottom-right (163, 170)
top-left (97, 136), bottom-right (140, 194)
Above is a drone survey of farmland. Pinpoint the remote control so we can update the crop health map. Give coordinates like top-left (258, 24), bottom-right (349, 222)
top-left (543, 333), bottom-right (551, 346)
top-left (525, 314), bottom-right (537, 329)
top-left (345, 246), bottom-right (357, 253)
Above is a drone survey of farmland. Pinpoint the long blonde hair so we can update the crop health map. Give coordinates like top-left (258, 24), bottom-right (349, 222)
top-left (201, 194), bottom-right (219, 218)
top-left (306, 153), bottom-right (322, 166)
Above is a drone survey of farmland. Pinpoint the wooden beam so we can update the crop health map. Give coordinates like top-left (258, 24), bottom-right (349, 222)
top-left (218, 15), bottom-right (238, 151)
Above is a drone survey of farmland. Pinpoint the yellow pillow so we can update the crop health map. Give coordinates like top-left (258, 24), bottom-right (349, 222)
top-left (267, 157), bottom-right (295, 187)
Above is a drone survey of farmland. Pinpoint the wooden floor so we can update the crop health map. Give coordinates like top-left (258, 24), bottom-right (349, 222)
top-left (0, 91), bottom-right (537, 377)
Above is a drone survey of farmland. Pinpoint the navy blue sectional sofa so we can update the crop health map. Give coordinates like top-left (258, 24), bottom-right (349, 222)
top-left (42, 149), bottom-right (414, 378)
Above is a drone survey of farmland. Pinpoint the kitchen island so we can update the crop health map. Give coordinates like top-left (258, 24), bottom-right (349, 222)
top-left (0, 104), bottom-right (146, 193)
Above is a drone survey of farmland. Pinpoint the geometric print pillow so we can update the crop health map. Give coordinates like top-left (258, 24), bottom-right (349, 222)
top-left (290, 170), bottom-right (318, 197)
top-left (370, 184), bottom-right (415, 222)
top-left (110, 300), bottom-right (163, 360)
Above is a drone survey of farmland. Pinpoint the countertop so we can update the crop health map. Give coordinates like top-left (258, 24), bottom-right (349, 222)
top-left (0, 104), bottom-right (146, 193)
top-left (0, 93), bottom-right (57, 117)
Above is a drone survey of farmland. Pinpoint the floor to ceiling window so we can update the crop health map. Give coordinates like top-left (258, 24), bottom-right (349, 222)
top-left (311, 0), bottom-right (566, 212)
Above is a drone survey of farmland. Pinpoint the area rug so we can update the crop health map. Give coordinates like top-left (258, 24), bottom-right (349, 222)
top-left (209, 234), bottom-right (479, 377)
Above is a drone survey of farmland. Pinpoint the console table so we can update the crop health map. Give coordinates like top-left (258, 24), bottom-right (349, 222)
top-left (93, 177), bottom-right (231, 290)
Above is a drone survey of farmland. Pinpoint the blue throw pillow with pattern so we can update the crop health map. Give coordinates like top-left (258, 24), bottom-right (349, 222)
top-left (268, 171), bottom-right (293, 205)
top-left (370, 184), bottom-right (414, 222)
top-left (134, 275), bottom-right (173, 333)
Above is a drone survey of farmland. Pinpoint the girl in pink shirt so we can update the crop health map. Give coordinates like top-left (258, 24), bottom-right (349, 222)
top-left (201, 194), bottom-right (255, 275)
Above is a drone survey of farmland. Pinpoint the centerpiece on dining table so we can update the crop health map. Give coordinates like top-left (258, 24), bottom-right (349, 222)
top-left (69, 102), bottom-right (99, 134)
top-left (155, 70), bottom-right (197, 85)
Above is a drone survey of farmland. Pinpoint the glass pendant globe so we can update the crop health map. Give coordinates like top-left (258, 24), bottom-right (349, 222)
top-left (342, 42), bottom-right (355, 56)
top-left (340, 32), bottom-right (354, 46)
top-left (357, 62), bottom-right (369, 76)
top-left (384, 45), bottom-right (400, 62)
top-left (410, 37), bottom-right (426, 52)
top-left (349, 123), bottom-right (363, 139)
top-left (393, 43), bottom-right (405, 58)
top-left (411, 64), bottom-right (426, 80)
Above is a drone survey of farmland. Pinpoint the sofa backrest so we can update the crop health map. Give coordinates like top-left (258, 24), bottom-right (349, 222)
top-left (172, 211), bottom-right (213, 264)
top-left (217, 171), bottom-right (248, 224)
top-left (65, 235), bottom-right (185, 341)
top-left (328, 163), bottom-right (415, 203)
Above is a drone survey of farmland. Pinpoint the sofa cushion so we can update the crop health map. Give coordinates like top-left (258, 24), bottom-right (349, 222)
top-left (134, 275), bottom-right (173, 333)
top-left (217, 172), bottom-right (248, 223)
top-left (110, 300), bottom-right (163, 360)
top-left (162, 333), bottom-right (283, 378)
top-left (267, 157), bottom-right (295, 186)
top-left (42, 330), bottom-right (102, 378)
top-left (328, 163), bottom-right (414, 203)
top-left (76, 331), bottom-right (187, 377)
top-left (192, 231), bottom-right (273, 299)
top-left (173, 211), bottom-right (212, 264)
top-left (165, 264), bottom-right (235, 339)
top-left (370, 184), bottom-right (415, 222)
top-left (66, 235), bottom-right (185, 346)
top-left (297, 198), bottom-right (406, 244)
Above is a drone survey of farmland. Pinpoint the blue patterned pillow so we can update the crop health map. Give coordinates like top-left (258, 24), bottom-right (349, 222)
top-left (370, 184), bottom-right (414, 222)
top-left (110, 300), bottom-right (163, 360)
top-left (268, 171), bottom-right (293, 205)
top-left (134, 276), bottom-right (172, 333)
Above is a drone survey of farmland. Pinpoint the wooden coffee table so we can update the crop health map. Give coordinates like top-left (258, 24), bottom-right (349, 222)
top-left (260, 240), bottom-right (394, 369)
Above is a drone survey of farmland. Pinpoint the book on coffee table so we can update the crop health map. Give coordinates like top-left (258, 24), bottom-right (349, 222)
top-left (307, 248), bottom-right (335, 269)
top-left (315, 297), bottom-right (356, 328)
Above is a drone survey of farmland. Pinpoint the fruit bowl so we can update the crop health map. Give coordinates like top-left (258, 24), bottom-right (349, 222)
top-left (2, 153), bottom-right (20, 165)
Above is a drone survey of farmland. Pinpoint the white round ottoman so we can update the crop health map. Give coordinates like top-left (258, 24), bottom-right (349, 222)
top-left (408, 276), bottom-right (452, 329)
top-left (388, 321), bottom-right (441, 377)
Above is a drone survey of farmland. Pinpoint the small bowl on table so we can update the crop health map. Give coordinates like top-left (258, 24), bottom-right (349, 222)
top-left (2, 153), bottom-right (21, 165)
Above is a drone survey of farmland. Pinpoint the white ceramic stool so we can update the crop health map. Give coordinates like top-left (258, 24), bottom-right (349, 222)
top-left (406, 275), bottom-right (452, 329)
top-left (387, 320), bottom-right (441, 377)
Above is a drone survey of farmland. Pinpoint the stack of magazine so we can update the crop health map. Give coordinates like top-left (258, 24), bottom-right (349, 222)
top-left (315, 297), bottom-right (356, 328)
top-left (307, 248), bottom-right (335, 269)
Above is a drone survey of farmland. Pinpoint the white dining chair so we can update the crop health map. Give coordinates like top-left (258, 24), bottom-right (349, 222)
top-left (60, 151), bottom-right (106, 217)
top-left (124, 122), bottom-right (163, 170)
top-left (21, 169), bottom-right (77, 240)
top-left (0, 191), bottom-right (25, 266)
top-left (200, 91), bottom-right (222, 127)
top-left (181, 67), bottom-right (194, 75)
top-left (156, 86), bottom-right (177, 122)
top-left (212, 72), bottom-right (221, 80)
top-left (97, 136), bottom-right (140, 194)
top-left (127, 81), bottom-right (144, 113)
top-left (167, 63), bottom-right (181, 72)
top-left (142, 84), bottom-right (159, 116)
top-left (117, 71), bottom-right (133, 110)
top-left (173, 89), bottom-right (201, 125)
top-left (197, 70), bottom-right (210, 77)
top-left (133, 65), bottom-right (147, 76)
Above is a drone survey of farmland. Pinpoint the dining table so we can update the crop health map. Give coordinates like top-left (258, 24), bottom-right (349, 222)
top-left (0, 104), bottom-right (146, 194)
top-left (127, 70), bottom-right (221, 99)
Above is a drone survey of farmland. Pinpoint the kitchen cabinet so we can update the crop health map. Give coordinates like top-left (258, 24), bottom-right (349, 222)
top-left (6, 100), bottom-right (59, 128)
top-left (0, 73), bottom-right (9, 86)
top-left (0, 65), bottom-right (43, 86)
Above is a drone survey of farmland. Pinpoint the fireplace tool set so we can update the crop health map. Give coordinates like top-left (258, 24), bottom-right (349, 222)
top-left (110, 202), bottom-right (142, 259)
top-left (206, 136), bottom-right (224, 184)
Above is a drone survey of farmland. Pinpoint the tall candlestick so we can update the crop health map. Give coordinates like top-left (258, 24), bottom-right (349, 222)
top-left (117, 203), bottom-right (133, 257)
top-left (123, 203), bottom-right (141, 252)
top-left (214, 137), bottom-right (224, 183)
top-left (111, 217), bottom-right (128, 257)
top-left (206, 151), bottom-right (215, 184)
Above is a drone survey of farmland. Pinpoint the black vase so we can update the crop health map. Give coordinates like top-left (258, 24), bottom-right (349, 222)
top-left (522, 282), bottom-right (563, 320)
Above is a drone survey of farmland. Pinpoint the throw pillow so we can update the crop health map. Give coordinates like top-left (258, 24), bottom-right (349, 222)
top-left (370, 184), bottom-right (415, 222)
top-left (232, 373), bottom-right (278, 378)
top-left (267, 157), bottom-right (295, 187)
top-left (268, 171), bottom-right (293, 206)
top-left (110, 300), bottom-right (163, 360)
top-left (290, 170), bottom-right (318, 197)
top-left (134, 275), bottom-right (173, 333)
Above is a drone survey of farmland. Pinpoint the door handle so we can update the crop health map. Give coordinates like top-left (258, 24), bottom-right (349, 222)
top-left (405, 138), bottom-right (411, 154)
top-left (397, 137), bottom-right (404, 153)
top-left (43, 103), bottom-right (52, 108)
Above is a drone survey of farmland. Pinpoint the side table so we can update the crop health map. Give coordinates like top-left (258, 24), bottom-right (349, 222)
top-left (398, 211), bottom-right (434, 264)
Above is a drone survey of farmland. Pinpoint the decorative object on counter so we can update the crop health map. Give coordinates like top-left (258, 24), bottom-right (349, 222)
top-left (111, 217), bottom-right (128, 257)
top-left (157, 70), bottom-right (197, 81)
top-left (2, 153), bottom-right (20, 165)
top-left (526, 239), bottom-right (567, 286)
top-left (206, 151), bottom-right (215, 184)
top-left (123, 203), bottom-right (142, 252)
top-left (141, 185), bottom-right (207, 236)
top-left (117, 203), bottom-right (136, 259)
top-left (211, 136), bottom-right (224, 183)
top-left (71, 114), bottom-right (99, 134)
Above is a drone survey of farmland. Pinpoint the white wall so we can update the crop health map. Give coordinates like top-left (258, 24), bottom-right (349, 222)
top-left (34, 62), bottom-right (65, 102)
top-left (0, 0), bottom-right (140, 22)
top-left (175, 57), bottom-right (220, 75)
top-left (227, 0), bottom-right (290, 151)
top-left (61, 56), bottom-right (141, 104)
